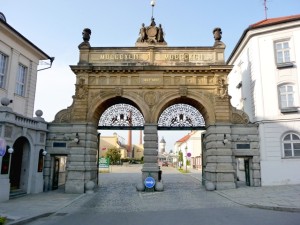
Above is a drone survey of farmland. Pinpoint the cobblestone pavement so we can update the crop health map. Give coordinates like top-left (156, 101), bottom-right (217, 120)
top-left (1, 165), bottom-right (300, 225)
top-left (65, 165), bottom-right (237, 213)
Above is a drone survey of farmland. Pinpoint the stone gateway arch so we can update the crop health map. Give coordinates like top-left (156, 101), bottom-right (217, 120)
top-left (44, 19), bottom-right (260, 193)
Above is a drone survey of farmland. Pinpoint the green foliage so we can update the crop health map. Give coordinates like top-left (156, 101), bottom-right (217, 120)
top-left (0, 216), bottom-right (6, 225)
top-left (178, 168), bottom-right (190, 173)
top-left (178, 150), bottom-right (183, 163)
top-left (105, 147), bottom-right (121, 164)
top-left (187, 160), bottom-right (190, 166)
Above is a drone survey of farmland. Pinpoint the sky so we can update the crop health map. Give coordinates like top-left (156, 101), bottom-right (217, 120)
top-left (1, 0), bottom-right (299, 152)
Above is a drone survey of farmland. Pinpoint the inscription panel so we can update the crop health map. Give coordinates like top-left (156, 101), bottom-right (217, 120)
top-left (87, 49), bottom-right (219, 66)
top-left (141, 77), bottom-right (163, 85)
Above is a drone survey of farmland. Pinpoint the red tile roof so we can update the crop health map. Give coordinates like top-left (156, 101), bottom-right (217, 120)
top-left (250, 14), bottom-right (300, 28)
top-left (227, 14), bottom-right (300, 63)
top-left (176, 132), bottom-right (192, 143)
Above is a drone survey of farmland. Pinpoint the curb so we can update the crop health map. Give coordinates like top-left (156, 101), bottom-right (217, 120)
top-left (7, 193), bottom-right (85, 225)
top-left (215, 191), bottom-right (300, 213)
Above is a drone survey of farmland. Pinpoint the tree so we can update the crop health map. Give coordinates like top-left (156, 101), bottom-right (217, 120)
top-left (178, 150), bottom-right (183, 169)
top-left (105, 147), bottom-right (121, 164)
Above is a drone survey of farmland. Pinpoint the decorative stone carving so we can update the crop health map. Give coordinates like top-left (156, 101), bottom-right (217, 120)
top-left (53, 107), bottom-right (72, 123)
top-left (213, 27), bottom-right (225, 48)
top-left (231, 107), bottom-right (249, 124)
top-left (179, 86), bottom-right (188, 97)
top-left (136, 18), bottom-right (167, 46)
top-left (144, 91), bottom-right (157, 106)
top-left (82, 28), bottom-right (91, 42)
top-left (75, 78), bottom-right (88, 99)
top-left (79, 28), bottom-right (91, 48)
top-left (115, 87), bottom-right (123, 97)
top-left (217, 78), bottom-right (228, 98)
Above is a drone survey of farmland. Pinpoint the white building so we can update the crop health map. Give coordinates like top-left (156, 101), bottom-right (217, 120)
top-left (174, 131), bottom-right (203, 170)
top-left (227, 14), bottom-right (300, 186)
top-left (0, 13), bottom-right (53, 201)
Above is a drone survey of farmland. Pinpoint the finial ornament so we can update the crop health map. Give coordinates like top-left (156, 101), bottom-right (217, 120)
top-left (213, 27), bottom-right (225, 48)
top-left (82, 28), bottom-right (91, 42)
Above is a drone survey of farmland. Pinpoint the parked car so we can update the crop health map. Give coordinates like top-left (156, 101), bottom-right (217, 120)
top-left (162, 161), bottom-right (168, 167)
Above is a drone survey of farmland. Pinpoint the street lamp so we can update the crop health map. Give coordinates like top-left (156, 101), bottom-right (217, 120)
top-left (8, 147), bottom-right (14, 175)
top-left (185, 146), bottom-right (188, 173)
top-left (150, 0), bottom-right (156, 18)
top-left (97, 131), bottom-right (101, 185)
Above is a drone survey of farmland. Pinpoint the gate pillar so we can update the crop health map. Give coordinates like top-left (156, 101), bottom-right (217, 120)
top-left (204, 125), bottom-right (236, 190)
top-left (141, 124), bottom-right (161, 188)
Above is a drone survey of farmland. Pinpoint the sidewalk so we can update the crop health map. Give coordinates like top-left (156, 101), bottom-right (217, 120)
top-left (0, 188), bottom-right (83, 225)
top-left (188, 168), bottom-right (300, 212)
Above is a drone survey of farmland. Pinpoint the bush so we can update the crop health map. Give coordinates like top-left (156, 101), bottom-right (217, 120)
top-left (0, 216), bottom-right (7, 225)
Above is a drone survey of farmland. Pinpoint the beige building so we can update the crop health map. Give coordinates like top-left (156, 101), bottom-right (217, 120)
top-left (99, 133), bottom-right (127, 159)
top-left (0, 13), bottom-right (53, 201)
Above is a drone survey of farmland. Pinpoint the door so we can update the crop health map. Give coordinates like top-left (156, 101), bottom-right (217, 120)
top-left (52, 157), bottom-right (60, 190)
top-left (244, 158), bottom-right (250, 186)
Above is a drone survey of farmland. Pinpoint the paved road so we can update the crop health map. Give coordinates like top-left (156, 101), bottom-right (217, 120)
top-left (25, 165), bottom-right (300, 225)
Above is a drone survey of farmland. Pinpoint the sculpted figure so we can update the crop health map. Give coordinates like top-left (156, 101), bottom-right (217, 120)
top-left (82, 28), bottom-right (91, 42)
top-left (157, 24), bottom-right (164, 42)
top-left (138, 23), bottom-right (147, 42)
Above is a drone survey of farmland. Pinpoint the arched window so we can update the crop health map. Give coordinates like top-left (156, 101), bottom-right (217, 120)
top-left (282, 133), bottom-right (300, 158)
top-left (37, 149), bottom-right (44, 172)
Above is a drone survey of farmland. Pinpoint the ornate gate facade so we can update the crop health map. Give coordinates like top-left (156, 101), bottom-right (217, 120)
top-left (44, 20), bottom-right (260, 193)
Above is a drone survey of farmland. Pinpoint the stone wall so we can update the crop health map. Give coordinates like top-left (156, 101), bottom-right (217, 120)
top-left (203, 123), bottom-right (260, 190)
top-left (45, 123), bottom-right (98, 193)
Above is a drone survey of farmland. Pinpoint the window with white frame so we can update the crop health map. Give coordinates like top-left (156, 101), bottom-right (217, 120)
top-left (274, 40), bottom-right (292, 67)
top-left (0, 52), bottom-right (8, 89)
top-left (15, 64), bottom-right (27, 96)
top-left (278, 84), bottom-right (295, 109)
top-left (283, 133), bottom-right (300, 157)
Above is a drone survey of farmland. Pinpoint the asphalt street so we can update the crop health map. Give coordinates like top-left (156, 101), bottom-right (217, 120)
top-left (24, 165), bottom-right (300, 225)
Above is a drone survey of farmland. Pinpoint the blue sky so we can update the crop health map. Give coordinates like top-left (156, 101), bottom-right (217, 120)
top-left (1, 0), bottom-right (299, 151)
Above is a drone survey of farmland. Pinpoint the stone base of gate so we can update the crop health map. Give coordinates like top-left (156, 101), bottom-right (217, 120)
top-left (205, 170), bottom-right (236, 191)
top-left (136, 165), bottom-right (164, 192)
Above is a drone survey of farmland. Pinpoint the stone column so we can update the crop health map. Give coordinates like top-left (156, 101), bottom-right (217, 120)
top-left (141, 124), bottom-right (160, 183)
top-left (64, 124), bottom-right (97, 194)
top-left (43, 154), bottom-right (51, 191)
top-left (204, 125), bottom-right (236, 190)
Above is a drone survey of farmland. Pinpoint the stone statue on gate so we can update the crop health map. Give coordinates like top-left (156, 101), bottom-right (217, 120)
top-left (136, 18), bottom-right (167, 46)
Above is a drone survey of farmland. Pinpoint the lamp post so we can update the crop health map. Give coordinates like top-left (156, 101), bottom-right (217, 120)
top-left (185, 146), bottom-right (188, 173)
top-left (8, 147), bottom-right (14, 175)
top-left (97, 131), bottom-right (101, 185)
top-left (150, 0), bottom-right (156, 18)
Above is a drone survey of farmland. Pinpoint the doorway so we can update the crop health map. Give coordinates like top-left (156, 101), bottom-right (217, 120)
top-left (52, 156), bottom-right (67, 190)
top-left (236, 157), bottom-right (251, 187)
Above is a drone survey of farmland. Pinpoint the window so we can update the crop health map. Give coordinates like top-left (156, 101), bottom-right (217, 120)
top-left (0, 52), bottom-right (8, 88)
top-left (275, 40), bottom-right (292, 68)
top-left (16, 64), bottom-right (27, 96)
top-left (283, 133), bottom-right (300, 157)
top-left (278, 84), bottom-right (297, 112)
top-left (37, 149), bottom-right (44, 172)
